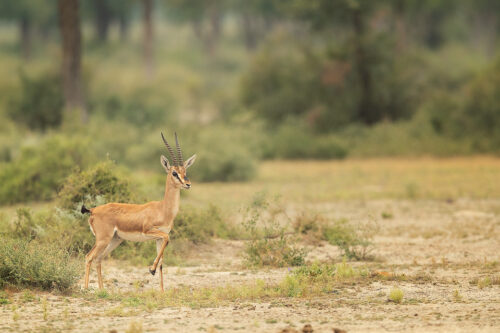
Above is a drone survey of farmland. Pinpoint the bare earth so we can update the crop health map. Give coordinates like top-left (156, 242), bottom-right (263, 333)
top-left (1, 198), bottom-right (499, 332)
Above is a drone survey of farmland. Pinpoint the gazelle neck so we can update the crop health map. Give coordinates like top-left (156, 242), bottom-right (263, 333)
top-left (162, 177), bottom-right (180, 220)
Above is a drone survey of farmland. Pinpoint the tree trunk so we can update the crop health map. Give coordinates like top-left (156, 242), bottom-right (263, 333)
top-left (19, 17), bottom-right (31, 60)
top-left (351, 9), bottom-right (375, 125)
top-left (143, 0), bottom-right (154, 79)
top-left (58, 0), bottom-right (87, 122)
top-left (93, 0), bottom-right (111, 42)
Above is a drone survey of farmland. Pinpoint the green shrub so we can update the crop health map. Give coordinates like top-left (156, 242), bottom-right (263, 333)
top-left (1, 206), bottom-right (96, 255)
top-left (460, 57), bottom-right (500, 151)
top-left (0, 135), bottom-right (94, 204)
top-left (172, 204), bottom-right (237, 243)
top-left (187, 128), bottom-right (258, 182)
top-left (11, 208), bottom-right (39, 240)
top-left (8, 70), bottom-right (63, 131)
top-left (242, 194), bottom-right (306, 267)
top-left (0, 238), bottom-right (81, 291)
top-left (322, 219), bottom-right (375, 261)
top-left (262, 124), bottom-right (348, 160)
top-left (58, 161), bottom-right (132, 210)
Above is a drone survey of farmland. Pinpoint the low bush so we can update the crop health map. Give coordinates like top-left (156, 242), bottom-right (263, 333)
top-left (172, 204), bottom-right (238, 243)
top-left (388, 288), bottom-right (404, 303)
top-left (281, 261), bottom-right (368, 297)
top-left (242, 194), bottom-right (306, 267)
top-left (322, 219), bottom-right (376, 261)
top-left (58, 161), bottom-right (132, 210)
top-left (0, 135), bottom-right (94, 205)
top-left (292, 211), bottom-right (376, 261)
top-left (1, 206), bottom-right (96, 255)
top-left (0, 238), bottom-right (81, 291)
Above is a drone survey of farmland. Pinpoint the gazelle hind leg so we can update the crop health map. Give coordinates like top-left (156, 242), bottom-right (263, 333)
top-left (95, 234), bottom-right (123, 289)
top-left (84, 244), bottom-right (97, 289)
top-left (85, 241), bottom-right (111, 289)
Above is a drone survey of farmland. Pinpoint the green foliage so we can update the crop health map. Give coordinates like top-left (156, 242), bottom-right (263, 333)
top-left (0, 135), bottom-right (93, 205)
top-left (0, 206), bottom-right (96, 254)
top-left (461, 58), bottom-right (500, 151)
top-left (240, 42), bottom-right (318, 125)
top-left (322, 219), bottom-right (375, 260)
top-left (0, 290), bottom-right (9, 304)
top-left (0, 238), bottom-right (81, 291)
top-left (172, 204), bottom-right (237, 243)
top-left (262, 124), bottom-right (348, 159)
top-left (188, 128), bottom-right (258, 182)
top-left (93, 89), bottom-right (173, 127)
top-left (388, 288), bottom-right (404, 304)
top-left (11, 207), bottom-right (39, 240)
top-left (243, 194), bottom-right (306, 267)
top-left (58, 161), bottom-right (132, 210)
top-left (241, 26), bottom-right (417, 131)
top-left (8, 70), bottom-right (63, 131)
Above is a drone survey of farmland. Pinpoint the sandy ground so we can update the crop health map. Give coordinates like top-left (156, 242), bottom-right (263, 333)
top-left (1, 199), bottom-right (499, 332)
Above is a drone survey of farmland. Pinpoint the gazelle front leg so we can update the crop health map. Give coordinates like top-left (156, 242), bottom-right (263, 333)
top-left (145, 230), bottom-right (170, 276)
top-left (156, 239), bottom-right (165, 291)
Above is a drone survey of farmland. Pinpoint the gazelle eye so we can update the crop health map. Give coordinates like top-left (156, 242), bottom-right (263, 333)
top-left (172, 171), bottom-right (178, 177)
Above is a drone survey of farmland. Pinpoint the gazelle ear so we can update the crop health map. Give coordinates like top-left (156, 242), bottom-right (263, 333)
top-left (160, 155), bottom-right (171, 172)
top-left (184, 154), bottom-right (196, 169)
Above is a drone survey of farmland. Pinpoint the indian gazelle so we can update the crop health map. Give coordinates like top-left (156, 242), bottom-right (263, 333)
top-left (81, 132), bottom-right (196, 291)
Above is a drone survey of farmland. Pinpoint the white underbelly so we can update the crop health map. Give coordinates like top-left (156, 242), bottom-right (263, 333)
top-left (116, 230), bottom-right (158, 242)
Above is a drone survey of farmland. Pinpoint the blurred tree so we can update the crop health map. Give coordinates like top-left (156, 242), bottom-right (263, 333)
top-left (58, 0), bottom-right (86, 122)
top-left (0, 0), bottom-right (55, 59)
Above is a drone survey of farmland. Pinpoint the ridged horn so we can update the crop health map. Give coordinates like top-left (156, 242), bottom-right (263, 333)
top-left (175, 132), bottom-right (183, 165)
top-left (161, 132), bottom-right (178, 166)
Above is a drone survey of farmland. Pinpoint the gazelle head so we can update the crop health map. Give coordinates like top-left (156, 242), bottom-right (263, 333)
top-left (160, 132), bottom-right (196, 189)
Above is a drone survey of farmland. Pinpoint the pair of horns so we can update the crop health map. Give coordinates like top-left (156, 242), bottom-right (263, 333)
top-left (161, 132), bottom-right (183, 166)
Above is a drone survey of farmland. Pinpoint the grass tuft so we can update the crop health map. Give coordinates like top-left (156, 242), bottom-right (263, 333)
top-left (388, 288), bottom-right (404, 304)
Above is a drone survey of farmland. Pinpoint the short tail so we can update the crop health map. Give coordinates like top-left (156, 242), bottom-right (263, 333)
top-left (81, 205), bottom-right (91, 214)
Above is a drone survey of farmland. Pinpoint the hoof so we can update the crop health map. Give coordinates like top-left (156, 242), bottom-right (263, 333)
top-left (149, 267), bottom-right (156, 276)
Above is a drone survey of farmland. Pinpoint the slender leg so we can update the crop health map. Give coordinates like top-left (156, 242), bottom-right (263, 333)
top-left (84, 244), bottom-right (97, 289)
top-left (85, 241), bottom-right (110, 289)
top-left (156, 239), bottom-right (165, 291)
top-left (144, 229), bottom-right (170, 275)
top-left (96, 263), bottom-right (104, 289)
top-left (95, 235), bottom-right (123, 289)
